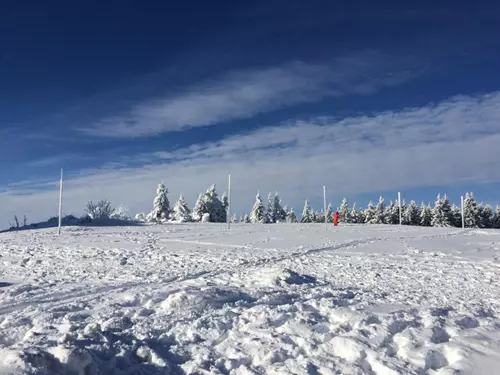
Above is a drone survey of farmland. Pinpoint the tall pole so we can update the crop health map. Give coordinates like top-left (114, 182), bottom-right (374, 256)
top-left (58, 169), bottom-right (64, 235)
top-left (227, 174), bottom-right (231, 230)
top-left (398, 192), bottom-right (402, 225)
top-left (323, 186), bottom-right (327, 228)
top-left (461, 195), bottom-right (465, 229)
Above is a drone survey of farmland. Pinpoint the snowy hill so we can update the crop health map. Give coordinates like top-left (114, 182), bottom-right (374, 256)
top-left (0, 224), bottom-right (499, 374)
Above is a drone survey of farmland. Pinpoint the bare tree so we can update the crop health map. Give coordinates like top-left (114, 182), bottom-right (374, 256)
top-left (23, 215), bottom-right (27, 227)
top-left (9, 215), bottom-right (20, 229)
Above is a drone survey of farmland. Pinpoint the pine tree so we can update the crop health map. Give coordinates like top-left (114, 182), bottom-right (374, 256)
top-left (203, 184), bottom-right (225, 223)
top-left (339, 198), bottom-right (350, 223)
top-left (325, 203), bottom-right (334, 223)
top-left (374, 196), bottom-right (386, 224)
top-left (420, 202), bottom-right (432, 227)
top-left (301, 200), bottom-right (313, 223)
top-left (364, 201), bottom-right (376, 224)
top-left (148, 183), bottom-right (170, 223)
top-left (350, 203), bottom-right (359, 223)
top-left (267, 192), bottom-right (275, 223)
top-left (239, 215), bottom-right (244, 223)
top-left (389, 200), bottom-right (400, 225)
top-left (450, 204), bottom-right (462, 227)
top-left (358, 206), bottom-right (366, 224)
top-left (191, 193), bottom-right (206, 222)
top-left (479, 203), bottom-right (493, 228)
top-left (275, 194), bottom-right (287, 223)
top-left (404, 200), bottom-right (420, 226)
top-left (222, 192), bottom-right (229, 219)
top-left (431, 194), bottom-right (452, 227)
top-left (400, 200), bottom-right (409, 225)
top-left (172, 195), bottom-right (191, 222)
top-left (230, 214), bottom-right (238, 223)
top-left (243, 214), bottom-right (251, 224)
top-left (287, 208), bottom-right (298, 223)
top-left (495, 206), bottom-right (500, 229)
top-left (463, 192), bottom-right (480, 228)
top-left (250, 192), bottom-right (267, 223)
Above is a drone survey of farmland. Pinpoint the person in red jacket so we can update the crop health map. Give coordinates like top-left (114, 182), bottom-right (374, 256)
top-left (333, 210), bottom-right (339, 226)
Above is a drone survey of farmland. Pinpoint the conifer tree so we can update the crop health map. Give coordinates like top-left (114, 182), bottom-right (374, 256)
top-left (404, 200), bottom-right (420, 226)
top-left (287, 208), bottom-right (298, 223)
top-left (339, 198), bottom-right (350, 223)
top-left (350, 203), bottom-right (359, 224)
top-left (250, 192), bottom-right (267, 223)
top-left (389, 199), bottom-right (400, 225)
top-left (400, 200), bottom-right (409, 225)
top-left (431, 194), bottom-right (452, 227)
top-left (326, 203), bottom-right (334, 223)
top-left (364, 201), bottom-right (376, 224)
top-left (275, 195), bottom-right (287, 222)
top-left (374, 196), bottom-right (386, 224)
top-left (420, 202), bottom-right (432, 227)
top-left (463, 192), bottom-right (480, 228)
top-left (243, 214), bottom-right (251, 224)
top-left (267, 192), bottom-right (275, 223)
top-left (192, 193), bottom-right (206, 222)
top-left (301, 200), bottom-right (313, 223)
top-left (172, 195), bottom-right (191, 222)
top-left (148, 183), bottom-right (170, 223)
top-left (450, 204), bottom-right (462, 227)
top-left (495, 206), bottom-right (500, 229)
top-left (479, 203), bottom-right (493, 228)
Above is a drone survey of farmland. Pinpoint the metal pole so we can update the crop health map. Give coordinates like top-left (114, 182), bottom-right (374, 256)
top-left (323, 186), bottom-right (327, 228)
top-left (58, 169), bottom-right (63, 235)
top-left (398, 192), bottom-right (402, 225)
top-left (227, 174), bottom-right (231, 230)
top-left (461, 195), bottom-right (465, 229)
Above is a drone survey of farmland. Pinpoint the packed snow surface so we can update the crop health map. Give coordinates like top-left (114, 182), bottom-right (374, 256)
top-left (1, 224), bottom-right (499, 374)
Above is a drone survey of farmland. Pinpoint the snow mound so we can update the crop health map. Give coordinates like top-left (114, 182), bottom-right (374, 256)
top-left (244, 267), bottom-right (317, 287)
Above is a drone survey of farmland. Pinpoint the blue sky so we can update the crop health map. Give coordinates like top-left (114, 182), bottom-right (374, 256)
top-left (1, 1), bottom-right (500, 225)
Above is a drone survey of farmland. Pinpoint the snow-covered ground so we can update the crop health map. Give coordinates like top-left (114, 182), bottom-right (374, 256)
top-left (1, 224), bottom-right (499, 375)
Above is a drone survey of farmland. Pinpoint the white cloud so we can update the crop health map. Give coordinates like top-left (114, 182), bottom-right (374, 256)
top-left (2, 92), bottom-right (500, 227)
top-left (79, 51), bottom-right (419, 138)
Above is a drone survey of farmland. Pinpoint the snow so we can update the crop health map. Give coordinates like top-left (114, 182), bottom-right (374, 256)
top-left (1, 223), bottom-right (499, 374)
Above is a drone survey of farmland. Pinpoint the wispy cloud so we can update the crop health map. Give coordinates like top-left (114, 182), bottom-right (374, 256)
top-left (2, 91), bottom-right (500, 226)
top-left (79, 51), bottom-right (420, 138)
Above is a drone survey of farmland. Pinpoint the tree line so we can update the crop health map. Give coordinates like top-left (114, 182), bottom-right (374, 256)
top-left (133, 183), bottom-right (500, 229)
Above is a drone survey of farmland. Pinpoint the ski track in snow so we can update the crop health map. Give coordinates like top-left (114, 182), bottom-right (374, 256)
top-left (0, 224), bottom-right (500, 375)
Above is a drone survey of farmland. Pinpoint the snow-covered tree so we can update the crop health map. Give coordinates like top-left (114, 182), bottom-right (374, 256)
top-left (339, 198), bottom-right (350, 223)
top-left (386, 201), bottom-right (399, 225)
top-left (171, 195), bottom-right (191, 223)
top-left (463, 192), bottom-right (480, 228)
top-left (204, 184), bottom-right (225, 223)
top-left (364, 201), bottom-right (376, 224)
top-left (111, 204), bottom-right (130, 220)
top-left (431, 194), bottom-right (452, 227)
top-left (358, 206), bottom-right (366, 224)
top-left (250, 192), bottom-right (267, 223)
top-left (191, 193), bottom-right (206, 222)
top-left (222, 192), bottom-right (229, 219)
top-left (243, 214), bottom-right (251, 224)
top-left (287, 208), bottom-right (298, 223)
top-left (230, 214), bottom-right (238, 223)
top-left (147, 183), bottom-right (170, 223)
top-left (374, 196), bottom-right (386, 224)
top-left (450, 204), bottom-right (462, 227)
top-left (201, 213), bottom-right (210, 223)
top-left (275, 195), bottom-right (287, 223)
top-left (301, 200), bottom-right (313, 223)
top-left (266, 192), bottom-right (275, 223)
top-left (350, 203), bottom-right (359, 224)
top-left (325, 203), bottom-right (334, 223)
top-left (404, 200), bottom-right (420, 226)
top-left (478, 203), bottom-right (493, 228)
top-left (400, 200), bottom-right (409, 225)
top-left (85, 199), bottom-right (115, 221)
top-left (420, 202), bottom-right (432, 227)
top-left (495, 206), bottom-right (500, 229)
top-left (135, 212), bottom-right (146, 223)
